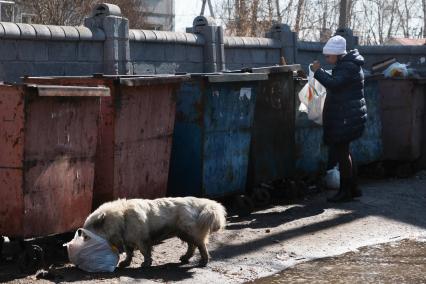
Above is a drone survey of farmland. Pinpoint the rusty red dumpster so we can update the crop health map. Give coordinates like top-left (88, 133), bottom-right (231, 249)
top-left (0, 83), bottom-right (108, 238)
top-left (25, 75), bottom-right (189, 208)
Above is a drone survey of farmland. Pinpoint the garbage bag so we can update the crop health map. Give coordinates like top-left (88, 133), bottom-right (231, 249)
top-left (383, 62), bottom-right (408, 78)
top-left (298, 66), bottom-right (327, 125)
top-left (64, 228), bottom-right (119, 273)
top-left (324, 166), bottom-right (340, 189)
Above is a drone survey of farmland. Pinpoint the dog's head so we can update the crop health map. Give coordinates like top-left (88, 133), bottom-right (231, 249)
top-left (83, 201), bottom-right (127, 249)
top-left (83, 211), bottom-right (108, 238)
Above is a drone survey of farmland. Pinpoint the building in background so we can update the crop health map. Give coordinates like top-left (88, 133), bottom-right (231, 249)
top-left (141, 0), bottom-right (175, 31)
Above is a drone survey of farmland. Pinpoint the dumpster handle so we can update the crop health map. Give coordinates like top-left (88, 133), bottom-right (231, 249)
top-left (26, 85), bottom-right (110, 97)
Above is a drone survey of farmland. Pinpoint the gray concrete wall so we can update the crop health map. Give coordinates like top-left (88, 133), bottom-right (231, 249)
top-left (129, 29), bottom-right (204, 74)
top-left (224, 36), bottom-right (281, 70)
top-left (0, 22), bottom-right (105, 82)
top-left (0, 3), bottom-right (425, 82)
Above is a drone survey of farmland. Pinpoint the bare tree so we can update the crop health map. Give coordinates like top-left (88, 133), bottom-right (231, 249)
top-left (339, 0), bottom-right (348, 28)
top-left (294, 0), bottom-right (304, 33)
top-left (15, 0), bottom-right (92, 25)
top-left (275, 0), bottom-right (281, 22)
top-left (423, 0), bottom-right (426, 37)
top-left (16, 0), bottom-right (148, 28)
top-left (422, 0), bottom-right (426, 38)
top-left (251, 0), bottom-right (260, 36)
top-left (215, 0), bottom-right (423, 43)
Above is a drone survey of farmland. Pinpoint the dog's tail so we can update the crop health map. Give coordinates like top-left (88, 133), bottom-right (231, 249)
top-left (198, 200), bottom-right (227, 233)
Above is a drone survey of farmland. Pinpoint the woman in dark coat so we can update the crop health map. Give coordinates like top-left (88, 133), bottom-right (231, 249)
top-left (311, 35), bottom-right (367, 202)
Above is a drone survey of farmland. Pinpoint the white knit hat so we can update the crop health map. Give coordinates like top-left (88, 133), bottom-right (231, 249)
top-left (323, 35), bottom-right (347, 55)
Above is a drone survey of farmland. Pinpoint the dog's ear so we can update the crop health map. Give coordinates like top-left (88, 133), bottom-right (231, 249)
top-left (92, 212), bottom-right (106, 229)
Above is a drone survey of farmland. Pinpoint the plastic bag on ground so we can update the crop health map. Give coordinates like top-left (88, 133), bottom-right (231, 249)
top-left (298, 66), bottom-right (327, 125)
top-left (64, 228), bottom-right (119, 273)
top-left (383, 62), bottom-right (408, 78)
top-left (324, 166), bottom-right (340, 189)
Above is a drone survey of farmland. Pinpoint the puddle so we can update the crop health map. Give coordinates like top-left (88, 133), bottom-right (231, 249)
top-left (248, 240), bottom-right (426, 283)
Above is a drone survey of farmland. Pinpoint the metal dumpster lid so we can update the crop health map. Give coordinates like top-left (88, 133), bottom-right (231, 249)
top-left (187, 73), bottom-right (268, 83)
top-left (118, 75), bottom-right (190, 86)
top-left (223, 64), bottom-right (302, 74)
top-left (26, 84), bottom-right (110, 97)
top-left (249, 64), bottom-right (302, 74)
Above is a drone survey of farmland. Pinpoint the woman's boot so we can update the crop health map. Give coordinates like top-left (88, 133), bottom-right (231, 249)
top-left (327, 178), bottom-right (353, 202)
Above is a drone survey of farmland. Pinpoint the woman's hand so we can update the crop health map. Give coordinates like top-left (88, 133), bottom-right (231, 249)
top-left (311, 60), bottom-right (321, 72)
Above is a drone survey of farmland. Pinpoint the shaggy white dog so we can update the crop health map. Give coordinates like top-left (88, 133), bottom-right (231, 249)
top-left (83, 197), bottom-right (227, 267)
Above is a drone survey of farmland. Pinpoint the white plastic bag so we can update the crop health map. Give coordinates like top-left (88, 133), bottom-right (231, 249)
top-left (64, 228), bottom-right (119, 273)
top-left (383, 62), bottom-right (408, 78)
top-left (324, 166), bottom-right (340, 189)
top-left (298, 66), bottom-right (327, 125)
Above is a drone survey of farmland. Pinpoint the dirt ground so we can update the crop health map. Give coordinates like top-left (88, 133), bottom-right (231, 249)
top-left (250, 239), bottom-right (426, 284)
top-left (1, 176), bottom-right (426, 283)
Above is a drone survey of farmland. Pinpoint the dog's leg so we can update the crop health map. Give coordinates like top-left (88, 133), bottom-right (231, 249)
top-left (140, 243), bottom-right (153, 267)
top-left (180, 243), bottom-right (196, 264)
top-left (119, 245), bottom-right (134, 268)
top-left (197, 242), bottom-right (210, 267)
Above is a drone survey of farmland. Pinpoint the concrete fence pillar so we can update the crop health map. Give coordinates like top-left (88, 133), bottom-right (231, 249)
top-left (84, 3), bottom-right (130, 75)
top-left (268, 24), bottom-right (298, 64)
top-left (190, 16), bottom-right (225, 72)
top-left (335, 27), bottom-right (358, 50)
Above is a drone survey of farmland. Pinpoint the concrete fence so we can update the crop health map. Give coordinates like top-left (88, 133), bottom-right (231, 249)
top-left (1, 3), bottom-right (425, 82)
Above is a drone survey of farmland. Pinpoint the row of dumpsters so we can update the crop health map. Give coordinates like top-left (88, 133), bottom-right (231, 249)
top-left (0, 65), bottom-right (425, 246)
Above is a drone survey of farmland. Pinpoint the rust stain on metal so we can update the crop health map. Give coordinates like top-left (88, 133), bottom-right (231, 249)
top-left (113, 84), bottom-right (177, 200)
top-left (0, 83), bottom-right (100, 238)
top-left (25, 75), bottom-right (183, 208)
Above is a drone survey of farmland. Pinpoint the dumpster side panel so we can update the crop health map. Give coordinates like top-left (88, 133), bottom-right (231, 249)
top-left (203, 82), bottom-right (257, 197)
top-left (203, 131), bottom-right (251, 197)
top-left (0, 86), bottom-right (25, 236)
top-left (418, 81), bottom-right (426, 169)
top-left (23, 159), bottom-right (95, 237)
top-left (24, 98), bottom-right (98, 161)
top-left (168, 124), bottom-right (203, 196)
top-left (380, 80), bottom-right (424, 161)
top-left (114, 85), bottom-right (176, 199)
top-left (295, 79), bottom-right (328, 174)
top-left (204, 83), bottom-right (255, 131)
top-left (248, 72), bottom-right (295, 187)
top-left (0, 86), bottom-right (25, 167)
top-left (295, 122), bottom-right (328, 174)
top-left (168, 82), bottom-right (203, 197)
top-left (93, 95), bottom-right (116, 208)
top-left (21, 77), bottom-right (115, 209)
top-left (0, 169), bottom-right (24, 236)
top-left (352, 79), bottom-right (384, 164)
top-left (23, 97), bottom-right (98, 237)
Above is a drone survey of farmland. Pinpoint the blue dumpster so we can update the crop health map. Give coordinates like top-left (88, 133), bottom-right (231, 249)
top-left (352, 76), bottom-right (384, 164)
top-left (294, 78), bottom-right (328, 174)
top-left (168, 73), bottom-right (267, 198)
top-left (295, 76), bottom-right (384, 174)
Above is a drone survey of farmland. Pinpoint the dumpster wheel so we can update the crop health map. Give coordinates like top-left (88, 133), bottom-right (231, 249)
top-left (17, 243), bottom-right (45, 273)
top-left (233, 195), bottom-right (254, 217)
top-left (251, 187), bottom-right (271, 208)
